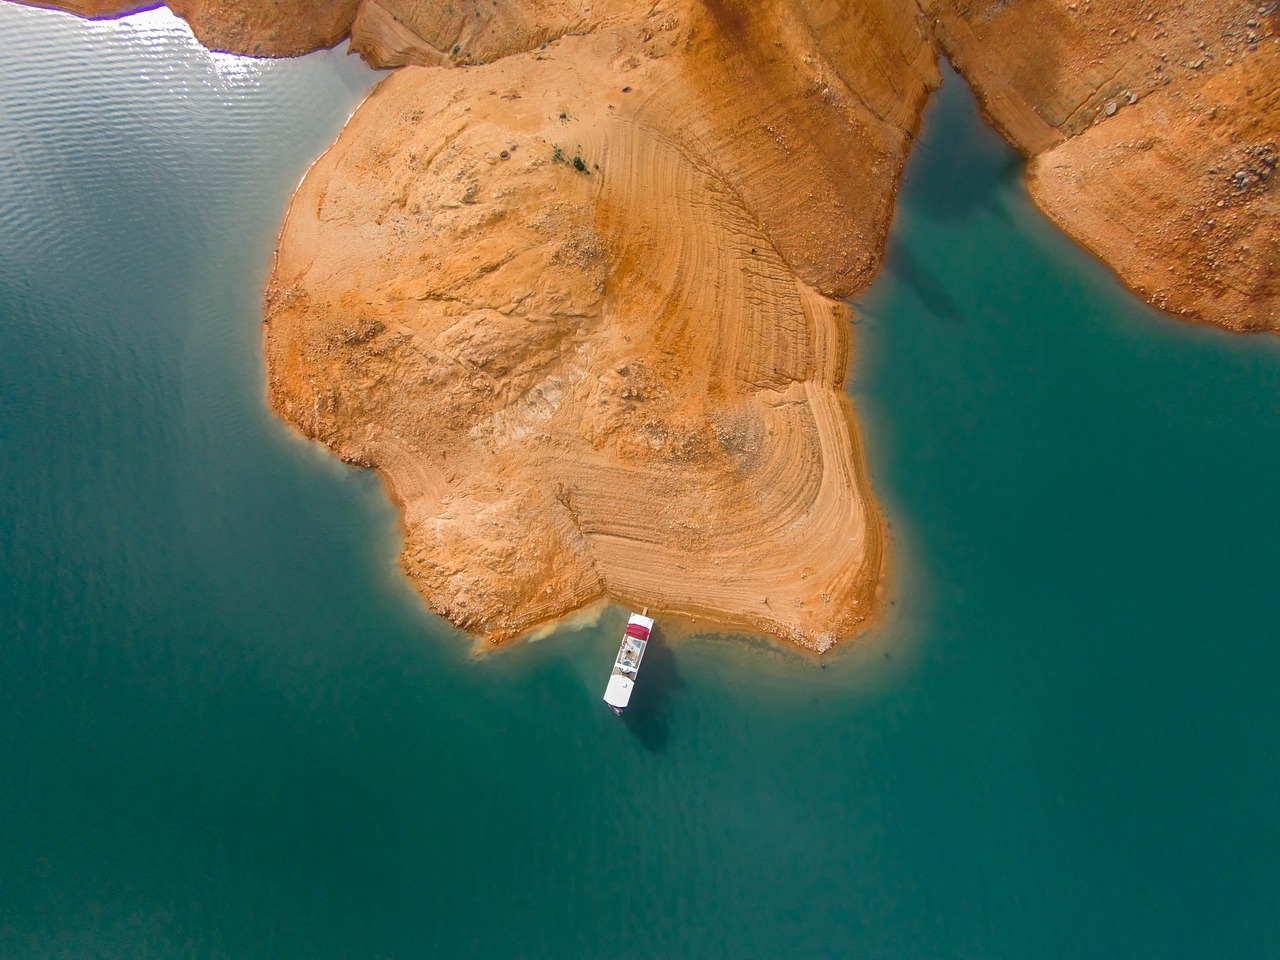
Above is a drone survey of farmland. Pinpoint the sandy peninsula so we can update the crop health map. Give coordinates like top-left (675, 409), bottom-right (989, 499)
top-left (15, 0), bottom-right (1277, 647)
top-left (263, 3), bottom-right (939, 647)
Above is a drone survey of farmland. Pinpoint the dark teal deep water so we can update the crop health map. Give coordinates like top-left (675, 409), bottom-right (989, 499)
top-left (2, 8), bottom-right (1278, 958)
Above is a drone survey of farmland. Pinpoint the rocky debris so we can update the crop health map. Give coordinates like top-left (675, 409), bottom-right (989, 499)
top-left (1227, 141), bottom-right (1278, 196)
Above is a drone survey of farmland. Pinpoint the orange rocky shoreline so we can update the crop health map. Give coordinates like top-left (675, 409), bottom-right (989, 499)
top-left (14, 0), bottom-right (1277, 648)
top-left (928, 0), bottom-right (1278, 332)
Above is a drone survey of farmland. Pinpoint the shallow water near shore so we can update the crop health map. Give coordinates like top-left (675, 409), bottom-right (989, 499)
top-left (2, 8), bottom-right (1278, 958)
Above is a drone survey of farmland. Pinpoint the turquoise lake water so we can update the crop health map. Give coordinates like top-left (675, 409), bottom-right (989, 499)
top-left (2, 7), bottom-right (1278, 958)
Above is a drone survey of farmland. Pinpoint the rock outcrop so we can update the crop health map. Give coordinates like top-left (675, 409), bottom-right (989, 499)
top-left (162, 0), bottom-right (360, 57)
top-left (929, 0), bottom-right (1278, 330)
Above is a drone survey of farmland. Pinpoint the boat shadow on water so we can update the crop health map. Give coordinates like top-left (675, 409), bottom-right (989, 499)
top-left (620, 629), bottom-right (682, 753)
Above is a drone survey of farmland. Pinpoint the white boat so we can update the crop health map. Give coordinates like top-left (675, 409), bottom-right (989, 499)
top-left (603, 611), bottom-right (654, 715)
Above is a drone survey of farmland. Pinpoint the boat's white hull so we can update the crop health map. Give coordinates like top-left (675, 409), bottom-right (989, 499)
top-left (603, 613), bottom-right (654, 714)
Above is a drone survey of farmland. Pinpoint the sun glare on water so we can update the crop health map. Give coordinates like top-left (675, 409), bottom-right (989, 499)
top-left (87, 5), bottom-right (268, 89)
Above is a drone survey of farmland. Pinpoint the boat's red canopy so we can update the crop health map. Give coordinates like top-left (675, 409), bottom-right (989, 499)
top-left (625, 623), bottom-right (650, 641)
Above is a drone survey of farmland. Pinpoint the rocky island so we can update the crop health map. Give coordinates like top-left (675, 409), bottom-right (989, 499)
top-left (17, 0), bottom-right (1277, 647)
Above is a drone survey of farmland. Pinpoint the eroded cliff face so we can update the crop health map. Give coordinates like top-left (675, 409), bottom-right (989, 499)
top-left (929, 0), bottom-right (1278, 330)
top-left (1029, 40), bottom-right (1277, 330)
top-left (264, 3), bottom-right (939, 645)
top-left (346, 0), bottom-right (619, 68)
top-left (162, 0), bottom-right (359, 57)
